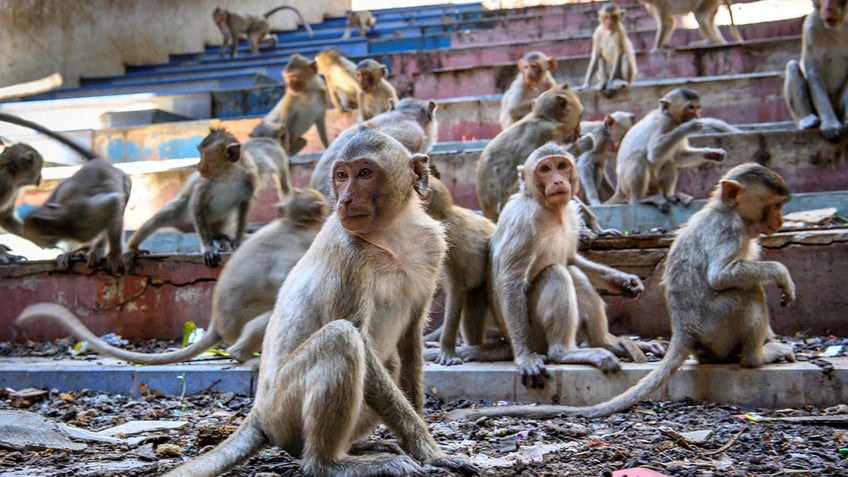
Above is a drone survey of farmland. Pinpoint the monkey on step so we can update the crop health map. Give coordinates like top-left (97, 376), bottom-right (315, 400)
top-left (639, 0), bottom-right (743, 51)
top-left (0, 137), bottom-right (43, 264)
top-left (213, 5), bottom-right (313, 57)
top-left (450, 162), bottom-right (796, 420)
top-left (581, 2), bottom-right (637, 98)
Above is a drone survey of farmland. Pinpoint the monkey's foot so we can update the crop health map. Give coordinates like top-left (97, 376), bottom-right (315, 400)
top-left (120, 249), bottom-right (149, 271)
top-left (423, 454), bottom-right (479, 476)
top-left (0, 247), bottom-right (27, 265)
top-left (798, 114), bottom-right (821, 130)
top-left (434, 350), bottom-right (464, 366)
top-left (56, 250), bottom-right (89, 271)
top-left (516, 353), bottom-right (549, 389)
top-left (350, 439), bottom-right (405, 456)
top-left (638, 339), bottom-right (667, 358)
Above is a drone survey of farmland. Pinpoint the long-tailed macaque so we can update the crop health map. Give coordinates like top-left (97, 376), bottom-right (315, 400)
top-left (423, 177), bottom-right (496, 365)
top-left (310, 98), bottom-right (438, 199)
top-left (0, 112), bottom-right (129, 274)
top-left (315, 49), bottom-right (360, 112)
top-left (341, 10), bottom-right (376, 39)
top-left (606, 88), bottom-right (738, 212)
top-left (122, 126), bottom-right (258, 269)
top-left (640, 0), bottom-right (743, 51)
top-left (17, 189), bottom-right (328, 365)
top-left (581, 3), bottom-right (637, 98)
top-left (213, 5), bottom-right (313, 57)
top-left (450, 163), bottom-right (796, 419)
top-left (577, 111), bottom-right (637, 206)
top-left (0, 138), bottom-right (43, 264)
top-left (783, 0), bottom-right (848, 141)
top-left (356, 59), bottom-right (399, 121)
top-left (159, 127), bottom-right (476, 477)
top-left (499, 51), bottom-right (557, 129)
top-left (264, 53), bottom-right (330, 156)
top-left (246, 121), bottom-right (292, 201)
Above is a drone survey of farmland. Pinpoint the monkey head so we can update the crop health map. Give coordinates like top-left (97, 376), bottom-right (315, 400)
top-left (249, 121), bottom-right (286, 142)
top-left (197, 127), bottom-right (241, 178)
top-left (533, 84), bottom-right (584, 142)
top-left (598, 2), bottom-right (624, 31)
top-left (284, 54), bottom-right (318, 91)
top-left (314, 49), bottom-right (341, 73)
top-left (518, 142), bottom-right (579, 210)
top-left (815, 0), bottom-right (847, 27)
top-left (395, 98), bottom-right (438, 127)
top-left (716, 163), bottom-right (790, 237)
top-left (278, 188), bottom-right (329, 226)
top-left (1, 142), bottom-right (44, 187)
top-left (660, 88), bottom-right (701, 124)
top-left (603, 111), bottom-right (637, 152)
top-left (212, 7), bottom-right (227, 25)
top-left (355, 59), bottom-right (387, 92)
top-left (519, 51), bottom-right (556, 88)
top-left (331, 126), bottom-right (430, 235)
top-left (422, 176), bottom-right (454, 221)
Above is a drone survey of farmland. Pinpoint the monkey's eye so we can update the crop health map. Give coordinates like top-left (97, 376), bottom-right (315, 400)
top-left (539, 164), bottom-right (551, 173)
top-left (356, 167), bottom-right (373, 178)
top-left (557, 161), bottom-right (569, 170)
top-left (334, 170), bottom-right (349, 181)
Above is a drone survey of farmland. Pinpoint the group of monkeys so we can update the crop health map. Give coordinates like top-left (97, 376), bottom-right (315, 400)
top-left (2, 0), bottom-right (846, 475)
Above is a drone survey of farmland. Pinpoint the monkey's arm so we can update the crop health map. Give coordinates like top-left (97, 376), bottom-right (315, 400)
top-left (582, 33), bottom-right (601, 87)
top-left (707, 251), bottom-right (795, 303)
top-left (647, 119), bottom-right (701, 163)
top-left (398, 312), bottom-right (426, 413)
top-left (0, 209), bottom-right (23, 235)
top-left (803, 57), bottom-right (841, 127)
top-left (571, 254), bottom-right (644, 297)
top-left (672, 146), bottom-right (725, 168)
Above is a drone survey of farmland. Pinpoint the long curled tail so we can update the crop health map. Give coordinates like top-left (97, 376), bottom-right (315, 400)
top-left (163, 415), bottom-right (267, 477)
top-left (264, 5), bottom-right (314, 37)
top-left (16, 303), bottom-right (222, 365)
top-left (448, 338), bottom-right (691, 420)
top-left (723, 0), bottom-right (744, 43)
top-left (0, 111), bottom-right (98, 160)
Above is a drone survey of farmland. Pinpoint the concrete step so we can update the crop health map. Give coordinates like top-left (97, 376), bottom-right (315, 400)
top-left (0, 356), bottom-right (844, 410)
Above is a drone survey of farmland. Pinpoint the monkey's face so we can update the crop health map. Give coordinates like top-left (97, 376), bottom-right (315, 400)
top-left (333, 158), bottom-right (387, 234)
top-left (521, 60), bottom-right (543, 85)
top-left (356, 70), bottom-right (374, 91)
top-left (599, 11), bottom-right (619, 31)
top-left (817, 0), bottom-right (846, 27)
top-left (737, 185), bottom-right (788, 236)
top-left (197, 141), bottom-right (240, 178)
top-left (666, 99), bottom-right (701, 124)
top-left (533, 155), bottom-right (576, 209)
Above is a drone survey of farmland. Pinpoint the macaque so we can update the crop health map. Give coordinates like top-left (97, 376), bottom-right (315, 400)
top-left (640, 0), bottom-right (743, 51)
top-left (606, 88), bottom-right (738, 212)
top-left (423, 177), bottom-right (496, 365)
top-left (581, 3), bottom-right (637, 98)
top-left (0, 112), bottom-right (128, 273)
top-left (247, 121), bottom-right (292, 201)
top-left (477, 83), bottom-right (586, 221)
top-left (450, 163), bottom-right (796, 420)
top-left (577, 111), bottom-right (637, 205)
top-left (341, 10), bottom-right (376, 39)
top-left (499, 51), bottom-right (557, 129)
top-left (263, 54), bottom-right (330, 156)
top-left (315, 49), bottom-right (360, 112)
top-left (783, 0), bottom-right (848, 141)
top-left (159, 127), bottom-right (476, 477)
top-left (17, 189), bottom-right (329, 365)
top-left (310, 98), bottom-right (438, 199)
top-left (356, 58), bottom-right (399, 120)
top-left (0, 138), bottom-right (43, 264)
top-left (476, 143), bottom-right (652, 389)
top-left (122, 126), bottom-right (258, 269)
top-left (213, 5), bottom-right (313, 58)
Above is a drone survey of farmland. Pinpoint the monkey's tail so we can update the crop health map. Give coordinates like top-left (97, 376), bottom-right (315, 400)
top-left (0, 111), bottom-right (98, 161)
top-left (448, 337), bottom-right (691, 420)
top-left (16, 303), bottom-right (223, 365)
top-left (163, 414), bottom-right (267, 477)
top-left (723, 0), bottom-right (744, 43)
top-left (264, 5), bottom-right (314, 37)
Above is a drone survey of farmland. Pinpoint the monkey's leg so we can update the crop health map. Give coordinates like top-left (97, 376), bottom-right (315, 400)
top-left (315, 112), bottom-right (330, 149)
top-left (578, 155), bottom-right (604, 206)
top-left (530, 265), bottom-right (620, 372)
top-left (649, 7), bottom-right (675, 50)
top-left (693, 9), bottom-right (726, 45)
top-left (435, 283), bottom-right (466, 366)
top-left (225, 311), bottom-right (270, 362)
top-left (736, 287), bottom-right (795, 367)
top-left (783, 60), bottom-right (820, 129)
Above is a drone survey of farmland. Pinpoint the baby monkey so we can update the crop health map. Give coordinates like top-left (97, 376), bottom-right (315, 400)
top-left (581, 3), bottom-right (637, 98)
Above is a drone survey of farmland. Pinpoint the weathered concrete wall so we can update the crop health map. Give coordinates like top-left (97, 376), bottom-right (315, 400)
top-left (0, 0), bottom-right (348, 89)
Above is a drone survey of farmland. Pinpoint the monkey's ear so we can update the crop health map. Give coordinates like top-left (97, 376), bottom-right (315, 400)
top-left (380, 64), bottom-right (388, 76)
top-left (719, 179), bottom-right (744, 207)
top-left (426, 101), bottom-right (437, 121)
top-left (309, 61), bottom-right (319, 74)
top-left (517, 164), bottom-right (526, 191)
top-left (226, 142), bottom-right (241, 162)
top-left (547, 58), bottom-right (557, 71)
top-left (410, 153), bottom-right (431, 198)
top-left (274, 202), bottom-right (287, 217)
top-left (603, 114), bottom-right (616, 128)
top-left (659, 99), bottom-right (671, 113)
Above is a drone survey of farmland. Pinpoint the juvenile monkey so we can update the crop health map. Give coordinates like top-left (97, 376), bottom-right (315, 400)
top-left (581, 3), bottom-right (637, 98)
top-left (159, 127), bottom-right (476, 477)
top-left (783, 0), bottom-right (848, 141)
top-left (499, 51), bottom-right (557, 129)
top-left (423, 177), bottom-right (496, 365)
top-left (577, 111), bottom-right (637, 206)
top-left (450, 163), bottom-right (796, 419)
top-left (122, 126), bottom-right (258, 269)
top-left (246, 121), bottom-right (293, 201)
top-left (0, 139), bottom-right (43, 264)
top-left (315, 49), bottom-right (360, 112)
top-left (341, 10), bottom-right (376, 39)
top-left (310, 98), bottom-right (438, 199)
top-left (356, 58), bottom-right (399, 120)
top-left (17, 189), bottom-right (328, 364)
top-left (264, 53), bottom-right (330, 156)
top-left (213, 5), bottom-right (313, 58)
top-left (606, 88), bottom-right (738, 212)
top-left (0, 112), bottom-right (129, 273)
top-left (640, 0), bottom-right (743, 51)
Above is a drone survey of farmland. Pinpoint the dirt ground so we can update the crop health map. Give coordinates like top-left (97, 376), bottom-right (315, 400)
top-left (1, 337), bottom-right (846, 476)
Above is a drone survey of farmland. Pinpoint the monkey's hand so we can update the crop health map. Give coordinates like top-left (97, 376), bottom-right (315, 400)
top-left (203, 248), bottom-right (222, 268)
top-left (778, 272), bottom-right (796, 307)
top-left (423, 453), bottom-right (479, 476)
top-left (120, 248), bottom-right (149, 271)
top-left (0, 246), bottom-right (27, 264)
top-left (704, 149), bottom-right (726, 162)
top-left (435, 349), bottom-right (464, 366)
top-left (516, 352), bottom-right (549, 389)
top-left (610, 272), bottom-right (644, 298)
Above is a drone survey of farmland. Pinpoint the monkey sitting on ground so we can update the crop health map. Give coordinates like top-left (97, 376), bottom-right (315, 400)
top-left (499, 51), bottom-right (557, 130)
top-left (315, 49), bottom-right (360, 112)
top-left (0, 112), bottom-right (130, 274)
top-left (122, 126), bottom-right (258, 269)
top-left (577, 111), bottom-right (637, 206)
top-left (246, 121), bottom-right (293, 202)
top-left (606, 87), bottom-right (739, 212)
top-left (0, 137), bottom-right (43, 264)
top-left (356, 58), bottom-right (400, 121)
top-left (310, 98), bottom-right (438, 199)
top-left (640, 0), bottom-right (743, 51)
top-left (341, 10), bottom-right (376, 39)
top-left (581, 3), bottom-right (637, 99)
top-left (450, 162), bottom-right (796, 419)
top-left (783, 0), bottom-right (848, 141)
top-left (264, 53), bottom-right (330, 156)
top-left (213, 5), bottom-right (313, 57)
top-left (17, 188), bottom-right (328, 365)
top-left (155, 127), bottom-right (476, 477)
